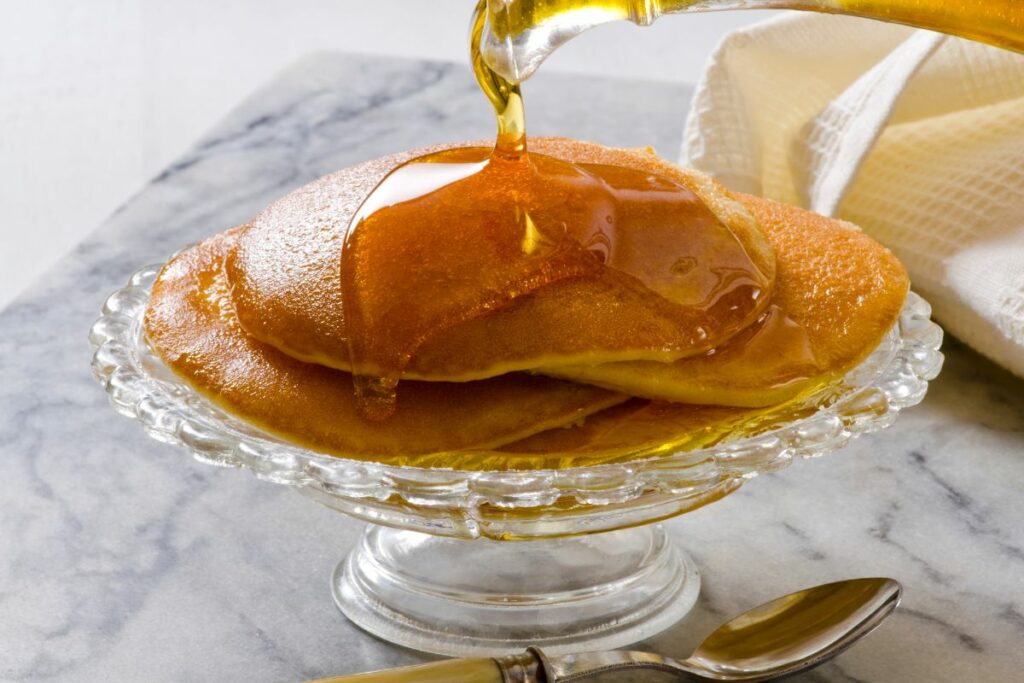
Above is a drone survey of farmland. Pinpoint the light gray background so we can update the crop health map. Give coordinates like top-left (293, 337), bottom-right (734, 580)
top-left (0, 0), bottom-right (777, 309)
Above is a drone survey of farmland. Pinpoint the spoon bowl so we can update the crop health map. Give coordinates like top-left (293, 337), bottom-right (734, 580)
top-left (683, 577), bottom-right (902, 680)
top-left (541, 577), bottom-right (902, 682)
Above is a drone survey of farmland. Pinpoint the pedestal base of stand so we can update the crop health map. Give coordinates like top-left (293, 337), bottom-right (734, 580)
top-left (332, 523), bottom-right (699, 657)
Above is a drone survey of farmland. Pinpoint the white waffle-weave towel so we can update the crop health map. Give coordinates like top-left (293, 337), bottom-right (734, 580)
top-left (682, 12), bottom-right (1024, 377)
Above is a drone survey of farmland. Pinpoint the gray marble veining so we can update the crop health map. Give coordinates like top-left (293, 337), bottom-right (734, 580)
top-left (1, 52), bottom-right (1022, 682)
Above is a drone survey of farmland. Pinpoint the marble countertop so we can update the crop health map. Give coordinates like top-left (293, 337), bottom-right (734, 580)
top-left (2, 52), bottom-right (1022, 682)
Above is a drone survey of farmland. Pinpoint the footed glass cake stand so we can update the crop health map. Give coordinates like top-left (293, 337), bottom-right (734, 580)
top-left (90, 263), bottom-right (943, 657)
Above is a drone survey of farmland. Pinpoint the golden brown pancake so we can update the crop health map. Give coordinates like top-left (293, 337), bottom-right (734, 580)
top-left (546, 196), bottom-right (909, 407)
top-left (496, 399), bottom-right (753, 466)
top-left (143, 231), bottom-right (626, 460)
top-left (226, 138), bottom-right (905, 409)
top-left (492, 388), bottom-right (847, 469)
top-left (226, 138), bottom-right (776, 381)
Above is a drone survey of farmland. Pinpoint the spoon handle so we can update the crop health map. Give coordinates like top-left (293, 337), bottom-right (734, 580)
top-left (308, 658), bottom-right (503, 683)
top-left (308, 650), bottom-right (544, 683)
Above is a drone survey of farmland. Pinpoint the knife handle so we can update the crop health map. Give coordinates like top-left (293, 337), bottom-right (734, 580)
top-left (308, 657), bottom-right (503, 683)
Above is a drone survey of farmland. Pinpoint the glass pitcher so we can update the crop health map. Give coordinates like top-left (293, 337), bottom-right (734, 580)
top-left (481, 0), bottom-right (1024, 83)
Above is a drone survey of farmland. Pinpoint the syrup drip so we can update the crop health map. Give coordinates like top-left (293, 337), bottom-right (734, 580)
top-left (339, 0), bottom-right (776, 420)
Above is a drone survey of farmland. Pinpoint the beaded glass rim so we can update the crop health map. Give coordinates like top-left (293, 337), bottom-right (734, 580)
top-left (90, 262), bottom-right (943, 512)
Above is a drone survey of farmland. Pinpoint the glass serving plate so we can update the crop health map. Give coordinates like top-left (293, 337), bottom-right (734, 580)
top-left (90, 262), bottom-right (943, 657)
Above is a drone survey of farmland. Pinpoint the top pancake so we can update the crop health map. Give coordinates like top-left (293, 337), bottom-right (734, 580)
top-left (226, 138), bottom-right (775, 382)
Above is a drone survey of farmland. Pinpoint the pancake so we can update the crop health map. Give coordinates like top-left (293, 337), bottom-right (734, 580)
top-left (496, 398), bottom-right (755, 466)
top-left (545, 196), bottom-right (909, 407)
top-left (493, 385), bottom-right (848, 468)
top-left (226, 138), bottom-right (776, 382)
top-left (143, 231), bottom-right (626, 460)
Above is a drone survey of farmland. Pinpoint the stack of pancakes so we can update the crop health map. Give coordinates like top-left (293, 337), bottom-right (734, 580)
top-left (145, 139), bottom-right (908, 467)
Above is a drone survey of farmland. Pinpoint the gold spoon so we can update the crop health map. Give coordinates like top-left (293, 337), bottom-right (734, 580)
top-left (311, 577), bottom-right (901, 682)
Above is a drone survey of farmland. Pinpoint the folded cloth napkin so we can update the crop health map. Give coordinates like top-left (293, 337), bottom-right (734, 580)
top-left (682, 12), bottom-right (1024, 378)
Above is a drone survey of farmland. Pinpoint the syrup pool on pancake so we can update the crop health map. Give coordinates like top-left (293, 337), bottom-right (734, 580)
top-left (337, 0), bottom-right (775, 421)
